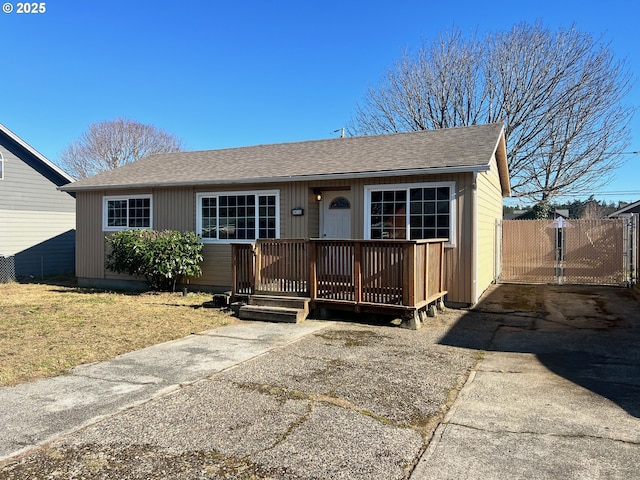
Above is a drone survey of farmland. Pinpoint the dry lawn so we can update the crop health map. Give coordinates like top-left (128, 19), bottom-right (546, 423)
top-left (0, 280), bottom-right (235, 386)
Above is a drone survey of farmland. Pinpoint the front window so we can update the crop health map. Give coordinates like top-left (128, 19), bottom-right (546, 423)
top-left (365, 182), bottom-right (455, 246)
top-left (103, 195), bottom-right (152, 230)
top-left (197, 191), bottom-right (279, 242)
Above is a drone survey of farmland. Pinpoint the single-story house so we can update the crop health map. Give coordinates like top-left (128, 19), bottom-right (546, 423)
top-left (60, 122), bottom-right (510, 306)
top-left (609, 200), bottom-right (639, 288)
top-left (608, 200), bottom-right (640, 218)
top-left (0, 124), bottom-right (76, 281)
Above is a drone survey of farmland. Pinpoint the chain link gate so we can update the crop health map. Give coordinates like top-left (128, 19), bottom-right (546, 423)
top-left (500, 217), bottom-right (637, 286)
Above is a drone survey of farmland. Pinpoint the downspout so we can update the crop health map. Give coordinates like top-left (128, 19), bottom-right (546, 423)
top-left (472, 171), bottom-right (478, 305)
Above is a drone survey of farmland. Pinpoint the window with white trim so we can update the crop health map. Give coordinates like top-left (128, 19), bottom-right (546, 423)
top-left (197, 191), bottom-right (279, 242)
top-left (0, 152), bottom-right (4, 180)
top-left (364, 182), bottom-right (456, 246)
top-left (103, 195), bottom-right (152, 231)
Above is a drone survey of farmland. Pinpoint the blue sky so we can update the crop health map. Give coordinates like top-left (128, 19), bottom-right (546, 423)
top-left (2, 0), bottom-right (639, 205)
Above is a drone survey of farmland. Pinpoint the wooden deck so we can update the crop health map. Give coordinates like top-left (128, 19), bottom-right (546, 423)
top-left (232, 238), bottom-right (447, 325)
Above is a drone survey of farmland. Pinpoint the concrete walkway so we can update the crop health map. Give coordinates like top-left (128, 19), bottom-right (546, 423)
top-left (0, 321), bottom-right (328, 461)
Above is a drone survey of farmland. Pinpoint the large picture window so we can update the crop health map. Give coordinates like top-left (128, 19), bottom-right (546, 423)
top-left (103, 195), bottom-right (152, 231)
top-left (364, 182), bottom-right (455, 246)
top-left (197, 191), bottom-right (279, 242)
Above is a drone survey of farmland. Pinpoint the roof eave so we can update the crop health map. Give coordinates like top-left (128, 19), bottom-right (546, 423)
top-left (0, 123), bottom-right (75, 184)
top-left (60, 165), bottom-right (490, 192)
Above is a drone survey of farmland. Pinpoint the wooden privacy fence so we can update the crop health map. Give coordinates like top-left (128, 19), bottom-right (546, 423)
top-left (232, 238), bottom-right (447, 313)
top-left (501, 218), bottom-right (636, 286)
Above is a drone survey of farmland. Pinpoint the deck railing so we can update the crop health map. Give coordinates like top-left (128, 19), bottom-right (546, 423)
top-left (231, 238), bottom-right (447, 312)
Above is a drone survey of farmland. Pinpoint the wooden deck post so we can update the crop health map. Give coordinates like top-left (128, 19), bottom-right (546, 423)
top-left (439, 241), bottom-right (445, 294)
top-left (353, 241), bottom-right (362, 305)
top-left (252, 242), bottom-right (259, 293)
top-left (231, 244), bottom-right (238, 298)
top-left (309, 240), bottom-right (318, 300)
top-left (403, 242), bottom-right (415, 308)
top-left (423, 242), bottom-right (429, 303)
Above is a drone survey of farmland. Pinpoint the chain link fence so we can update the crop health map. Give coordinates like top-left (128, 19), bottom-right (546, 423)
top-left (0, 255), bottom-right (16, 283)
top-left (501, 218), bottom-right (635, 286)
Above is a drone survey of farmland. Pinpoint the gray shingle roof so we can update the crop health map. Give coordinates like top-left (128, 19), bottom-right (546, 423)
top-left (60, 123), bottom-right (506, 191)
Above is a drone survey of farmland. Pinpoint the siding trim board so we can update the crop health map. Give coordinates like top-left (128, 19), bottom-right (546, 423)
top-left (62, 165), bottom-right (493, 192)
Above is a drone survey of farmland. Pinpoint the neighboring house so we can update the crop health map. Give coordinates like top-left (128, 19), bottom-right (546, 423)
top-left (0, 124), bottom-right (76, 281)
top-left (61, 123), bottom-right (510, 306)
top-left (608, 200), bottom-right (639, 288)
top-left (507, 208), bottom-right (569, 220)
top-left (608, 199), bottom-right (640, 218)
top-left (609, 200), bottom-right (640, 286)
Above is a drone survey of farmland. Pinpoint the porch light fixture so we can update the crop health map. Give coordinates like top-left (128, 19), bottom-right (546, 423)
top-left (313, 189), bottom-right (323, 201)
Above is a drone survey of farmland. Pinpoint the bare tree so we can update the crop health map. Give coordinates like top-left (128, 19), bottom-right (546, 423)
top-left (59, 118), bottom-right (184, 179)
top-left (349, 23), bottom-right (634, 202)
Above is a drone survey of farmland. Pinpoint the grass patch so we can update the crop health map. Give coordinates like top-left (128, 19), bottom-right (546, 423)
top-left (0, 281), bottom-right (235, 386)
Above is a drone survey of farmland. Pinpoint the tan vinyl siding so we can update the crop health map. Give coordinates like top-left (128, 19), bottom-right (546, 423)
top-left (197, 244), bottom-right (233, 286)
top-left (476, 154), bottom-right (505, 298)
top-left (154, 187), bottom-right (195, 231)
top-left (77, 174), bottom-right (477, 304)
top-left (282, 182), bottom-right (309, 238)
top-left (308, 189), bottom-right (320, 238)
top-left (75, 191), bottom-right (106, 279)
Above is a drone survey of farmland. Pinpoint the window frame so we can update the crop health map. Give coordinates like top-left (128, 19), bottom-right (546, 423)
top-left (0, 152), bottom-right (4, 180)
top-left (196, 190), bottom-right (280, 244)
top-left (103, 194), bottom-right (153, 231)
top-left (363, 181), bottom-right (456, 247)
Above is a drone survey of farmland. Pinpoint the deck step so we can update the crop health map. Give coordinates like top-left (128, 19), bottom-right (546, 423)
top-left (248, 295), bottom-right (310, 313)
top-left (239, 304), bottom-right (307, 323)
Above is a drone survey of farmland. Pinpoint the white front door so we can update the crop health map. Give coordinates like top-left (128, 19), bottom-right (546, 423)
top-left (321, 191), bottom-right (352, 239)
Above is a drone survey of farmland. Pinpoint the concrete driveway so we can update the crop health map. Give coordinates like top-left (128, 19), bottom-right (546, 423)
top-left (1, 284), bottom-right (639, 479)
top-left (415, 284), bottom-right (640, 479)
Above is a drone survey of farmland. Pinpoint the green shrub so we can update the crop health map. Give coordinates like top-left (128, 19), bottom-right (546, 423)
top-left (106, 230), bottom-right (203, 291)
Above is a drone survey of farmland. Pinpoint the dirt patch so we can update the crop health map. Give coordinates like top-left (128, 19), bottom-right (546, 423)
top-left (475, 284), bottom-right (547, 317)
top-left (477, 284), bottom-right (638, 331)
top-left (314, 328), bottom-right (391, 346)
top-left (0, 443), bottom-right (282, 480)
